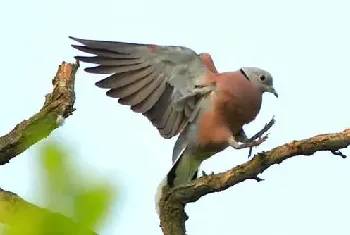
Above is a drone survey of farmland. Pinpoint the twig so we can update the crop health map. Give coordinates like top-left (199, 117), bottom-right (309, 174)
top-left (331, 150), bottom-right (347, 158)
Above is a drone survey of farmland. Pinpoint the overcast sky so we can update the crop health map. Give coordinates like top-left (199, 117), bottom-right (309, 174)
top-left (1, 0), bottom-right (350, 234)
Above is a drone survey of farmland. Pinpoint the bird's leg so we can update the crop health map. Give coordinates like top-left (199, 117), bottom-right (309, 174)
top-left (246, 117), bottom-right (275, 157)
top-left (228, 117), bottom-right (275, 150)
top-left (247, 117), bottom-right (276, 143)
top-left (228, 134), bottom-right (268, 149)
top-left (191, 170), bottom-right (199, 180)
top-left (233, 128), bottom-right (249, 143)
top-left (234, 117), bottom-right (275, 157)
top-left (234, 117), bottom-right (275, 144)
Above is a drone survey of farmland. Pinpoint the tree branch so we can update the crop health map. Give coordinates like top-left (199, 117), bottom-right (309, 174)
top-left (0, 61), bottom-right (79, 165)
top-left (158, 128), bottom-right (350, 235)
top-left (0, 187), bottom-right (97, 234)
top-left (0, 61), bottom-right (98, 234)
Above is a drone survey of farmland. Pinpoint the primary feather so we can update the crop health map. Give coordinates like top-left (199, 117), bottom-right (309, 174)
top-left (70, 36), bottom-right (212, 139)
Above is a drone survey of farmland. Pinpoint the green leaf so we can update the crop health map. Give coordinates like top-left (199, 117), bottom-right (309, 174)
top-left (3, 140), bottom-right (118, 235)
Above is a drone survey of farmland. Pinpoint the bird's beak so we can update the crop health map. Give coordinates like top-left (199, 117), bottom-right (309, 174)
top-left (269, 87), bottom-right (279, 98)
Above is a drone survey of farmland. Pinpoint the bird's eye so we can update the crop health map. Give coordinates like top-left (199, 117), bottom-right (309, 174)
top-left (259, 75), bottom-right (266, 81)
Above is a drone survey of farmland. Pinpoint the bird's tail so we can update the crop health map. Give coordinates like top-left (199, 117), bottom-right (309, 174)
top-left (167, 149), bottom-right (202, 187)
top-left (154, 149), bottom-right (202, 214)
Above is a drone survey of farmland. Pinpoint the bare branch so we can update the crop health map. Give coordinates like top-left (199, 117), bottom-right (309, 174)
top-left (158, 128), bottom-right (350, 235)
top-left (0, 61), bottom-right (79, 165)
top-left (0, 187), bottom-right (97, 234)
top-left (0, 61), bottom-right (100, 234)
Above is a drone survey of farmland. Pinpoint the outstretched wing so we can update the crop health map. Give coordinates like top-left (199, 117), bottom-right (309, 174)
top-left (69, 36), bottom-right (213, 139)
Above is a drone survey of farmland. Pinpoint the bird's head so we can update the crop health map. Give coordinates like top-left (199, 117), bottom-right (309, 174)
top-left (240, 67), bottom-right (278, 98)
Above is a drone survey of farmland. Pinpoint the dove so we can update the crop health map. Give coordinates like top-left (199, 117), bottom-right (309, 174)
top-left (68, 36), bottom-right (278, 207)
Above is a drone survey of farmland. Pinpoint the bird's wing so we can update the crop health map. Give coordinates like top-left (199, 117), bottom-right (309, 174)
top-left (70, 36), bottom-right (214, 139)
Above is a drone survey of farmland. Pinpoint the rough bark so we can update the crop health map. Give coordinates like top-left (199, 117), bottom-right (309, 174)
top-left (0, 61), bottom-right (78, 165)
top-left (0, 61), bottom-right (97, 234)
top-left (158, 129), bottom-right (350, 235)
top-left (0, 60), bottom-right (349, 235)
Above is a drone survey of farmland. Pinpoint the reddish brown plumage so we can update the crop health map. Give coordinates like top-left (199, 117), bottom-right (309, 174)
top-left (199, 53), bottom-right (218, 74)
top-left (196, 69), bottom-right (262, 154)
top-left (69, 36), bottom-right (274, 190)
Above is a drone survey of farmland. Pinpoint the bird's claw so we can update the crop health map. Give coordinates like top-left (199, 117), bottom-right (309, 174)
top-left (247, 134), bottom-right (269, 158)
top-left (246, 134), bottom-right (269, 148)
top-left (202, 170), bottom-right (215, 177)
top-left (248, 117), bottom-right (275, 142)
top-left (256, 134), bottom-right (269, 144)
top-left (247, 117), bottom-right (275, 158)
top-left (229, 116), bottom-right (274, 151)
top-left (229, 134), bottom-right (268, 150)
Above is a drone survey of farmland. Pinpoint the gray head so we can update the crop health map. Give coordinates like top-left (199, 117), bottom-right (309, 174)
top-left (240, 67), bottom-right (278, 98)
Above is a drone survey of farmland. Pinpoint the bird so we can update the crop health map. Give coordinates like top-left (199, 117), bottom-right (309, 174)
top-left (68, 36), bottom-right (278, 205)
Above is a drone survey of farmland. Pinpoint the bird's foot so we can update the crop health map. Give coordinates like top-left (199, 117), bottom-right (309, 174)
top-left (248, 116), bottom-right (276, 142)
top-left (201, 170), bottom-right (215, 177)
top-left (247, 117), bottom-right (276, 158)
top-left (228, 134), bottom-right (268, 150)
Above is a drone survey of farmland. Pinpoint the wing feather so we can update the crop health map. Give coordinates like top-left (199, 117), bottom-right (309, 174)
top-left (70, 36), bottom-right (213, 139)
top-left (95, 66), bottom-right (155, 88)
top-left (131, 79), bottom-right (167, 113)
top-left (106, 73), bottom-right (154, 98)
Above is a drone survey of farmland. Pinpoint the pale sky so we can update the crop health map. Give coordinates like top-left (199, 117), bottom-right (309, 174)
top-left (1, 0), bottom-right (350, 234)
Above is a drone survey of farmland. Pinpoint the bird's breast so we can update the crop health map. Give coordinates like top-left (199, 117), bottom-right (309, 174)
top-left (222, 91), bottom-right (262, 127)
top-left (192, 72), bottom-right (263, 154)
top-left (213, 74), bottom-right (263, 132)
top-left (195, 102), bottom-right (232, 154)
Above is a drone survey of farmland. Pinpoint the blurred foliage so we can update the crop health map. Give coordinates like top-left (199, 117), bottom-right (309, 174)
top-left (3, 141), bottom-right (117, 235)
